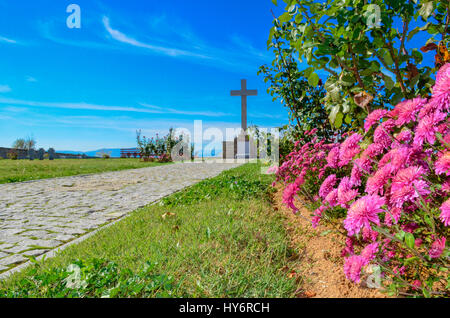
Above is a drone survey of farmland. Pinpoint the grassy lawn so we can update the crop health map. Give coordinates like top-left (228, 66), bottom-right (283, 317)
top-left (0, 164), bottom-right (299, 298)
top-left (0, 158), bottom-right (168, 184)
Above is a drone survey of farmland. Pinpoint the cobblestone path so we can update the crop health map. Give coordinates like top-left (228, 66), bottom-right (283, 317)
top-left (0, 162), bottom-right (240, 274)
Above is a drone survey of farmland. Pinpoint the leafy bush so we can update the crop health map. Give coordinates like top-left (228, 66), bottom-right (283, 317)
top-left (269, 0), bottom-right (449, 128)
top-left (277, 64), bottom-right (450, 297)
top-left (136, 129), bottom-right (177, 162)
top-left (0, 258), bottom-right (177, 298)
top-left (7, 151), bottom-right (18, 160)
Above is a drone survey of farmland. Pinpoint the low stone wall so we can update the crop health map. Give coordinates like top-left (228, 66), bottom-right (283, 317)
top-left (0, 147), bottom-right (85, 159)
top-left (0, 147), bottom-right (28, 159)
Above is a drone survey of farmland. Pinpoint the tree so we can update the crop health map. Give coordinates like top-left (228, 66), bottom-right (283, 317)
top-left (12, 138), bottom-right (26, 149)
top-left (270, 0), bottom-right (450, 127)
top-left (258, 30), bottom-right (335, 140)
top-left (12, 136), bottom-right (36, 150)
top-left (24, 136), bottom-right (36, 150)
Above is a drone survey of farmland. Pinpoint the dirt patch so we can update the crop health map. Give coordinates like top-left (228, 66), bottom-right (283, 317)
top-left (273, 185), bottom-right (387, 298)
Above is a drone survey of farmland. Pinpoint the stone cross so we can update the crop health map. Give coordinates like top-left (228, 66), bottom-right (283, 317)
top-left (230, 79), bottom-right (257, 132)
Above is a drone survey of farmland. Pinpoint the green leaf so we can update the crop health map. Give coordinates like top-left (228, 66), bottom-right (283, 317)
top-left (419, 2), bottom-right (434, 20)
top-left (405, 233), bottom-right (415, 249)
top-left (334, 112), bottom-right (344, 128)
top-left (271, 0), bottom-right (277, 5)
top-left (395, 231), bottom-right (406, 241)
top-left (328, 105), bottom-right (340, 124)
top-left (344, 114), bottom-right (352, 124)
top-left (383, 75), bottom-right (395, 90)
top-left (279, 12), bottom-right (292, 23)
top-left (308, 72), bottom-right (320, 87)
top-left (381, 49), bottom-right (394, 66)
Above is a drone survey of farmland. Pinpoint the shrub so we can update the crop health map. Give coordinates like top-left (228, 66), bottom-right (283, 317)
top-left (7, 151), bottom-right (18, 160)
top-left (269, 0), bottom-right (449, 127)
top-left (157, 153), bottom-right (171, 163)
top-left (277, 64), bottom-right (450, 297)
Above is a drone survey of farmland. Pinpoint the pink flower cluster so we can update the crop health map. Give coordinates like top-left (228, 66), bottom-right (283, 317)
top-left (276, 64), bottom-right (450, 292)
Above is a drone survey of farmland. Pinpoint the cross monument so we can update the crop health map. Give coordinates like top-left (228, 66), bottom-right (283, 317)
top-left (230, 79), bottom-right (258, 132)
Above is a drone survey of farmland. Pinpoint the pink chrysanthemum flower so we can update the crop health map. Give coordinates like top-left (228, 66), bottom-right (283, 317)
top-left (326, 146), bottom-right (340, 169)
top-left (440, 198), bottom-right (450, 226)
top-left (341, 237), bottom-right (355, 257)
top-left (365, 109), bottom-right (388, 132)
top-left (344, 195), bottom-right (386, 236)
top-left (443, 180), bottom-right (450, 193)
top-left (343, 255), bottom-right (366, 283)
top-left (411, 280), bottom-right (421, 291)
top-left (390, 98), bottom-right (427, 127)
top-left (414, 111), bottom-right (446, 146)
top-left (361, 143), bottom-right (384, 160)
top-left (311, 205), bottom-right (327, 228)
top-left (360, 242), bottom-right (379, 263)
top-left (339, 133), bottom-right (363, 167)
top-left (391, 166), bottom-right (430, 208)
top-left (432, 63), bottom-right (450, 97)
top-left (428, 237), bottom-right (446, 259)
top-left (395, 130), bottom-right (412, 143)
top-left (282, 183), bottom-right (299, 214)
top-left (435, 151), bottom-right (450, 176)
top-left (350, 158), bottom-right (371, 187)
top-left (319, 174), bottom-right (337, 199)
top-left (390, 166), bottom-right (430, 208)
top-left (365, 164), bottom-right (393, 195)
top-left (325, 189), bottom-right (338, 207)
top-left (379, 146), bottom-right (411, 173)
top-left (337, 177), bottom-right (359, 207)
top-left (374, 119), bottom-right (395, 148)
top-left (384, 207), bottom-right (402, 227)
top-left (362, 226), bottom-right (379, 242)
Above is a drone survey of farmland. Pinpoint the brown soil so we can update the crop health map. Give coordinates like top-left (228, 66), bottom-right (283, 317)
top-left (273, 185), bottom-right (387, 298)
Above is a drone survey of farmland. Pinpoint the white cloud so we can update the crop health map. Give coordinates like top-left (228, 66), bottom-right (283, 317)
top-left (26, 76), bottom-right (37, 82)
top-left (0, 35), bottom-right (17, 44)
top-left (139, 103), bottom-right (231, 117)
top-left (0, 85), bottom-right (11, 93)
top-left (102, 16), bottom-right (210, 59)
top-left (0, 97), bottom-right (231, 117)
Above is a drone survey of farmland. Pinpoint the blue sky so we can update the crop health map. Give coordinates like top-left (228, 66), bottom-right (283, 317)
top-left (0, 1), bottom-right (438, 154)
top-left (0, 0), bottom-right (287, 152)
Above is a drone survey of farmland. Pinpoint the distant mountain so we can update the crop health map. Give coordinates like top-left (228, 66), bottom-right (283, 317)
top-left (56, 148), bottom-right (128, 158)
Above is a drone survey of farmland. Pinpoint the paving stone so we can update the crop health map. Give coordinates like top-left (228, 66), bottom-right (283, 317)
top-left (0, 162), bottom-right (240, 275)
top-left (0, 254), bottom-right (27, 266)
top-left (0, 251), bottom-right (10, 258)
top-left (23, 249), bottom-right (49, 257)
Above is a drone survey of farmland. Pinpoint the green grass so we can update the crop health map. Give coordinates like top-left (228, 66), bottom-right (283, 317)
top-left (0, 164), bottom-right (299, 298)
top-left (0, 158), bottom-right (168, 184)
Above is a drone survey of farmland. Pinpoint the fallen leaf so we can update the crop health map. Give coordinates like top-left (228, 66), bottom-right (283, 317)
top-left (305, 291), bottom-right (317, 298)
top-left (420, 43), bottom-right (438, 53)
top-left (161, 212), bottom-right (176, 219)
top-left (354, 92), bottom-right (373, 109)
